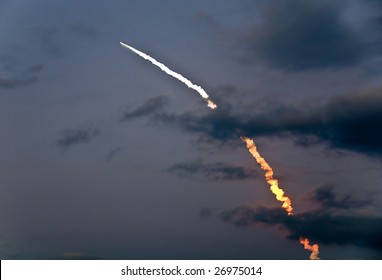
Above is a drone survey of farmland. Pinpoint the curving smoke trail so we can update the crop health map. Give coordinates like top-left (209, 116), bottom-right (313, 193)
top-left (120, 41), bottom-right (320, 259)
top-left (120, 42), bottom-right (217, 109)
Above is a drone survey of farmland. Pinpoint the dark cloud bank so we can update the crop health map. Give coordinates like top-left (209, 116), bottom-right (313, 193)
top-left (307, 184), bottom-right (371, 210)
top-left (221, 185), bottom-right (381, 256)
top-left (238, 0), bottom-right (381, 70)
top-left (151, 88), bottom-right (382, 157)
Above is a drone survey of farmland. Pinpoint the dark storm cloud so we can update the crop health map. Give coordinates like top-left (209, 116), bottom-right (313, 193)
top-left (57, 128), bottom-right (100, 149)
top-left (155, 88), bottom-right (382, 157)
top-left (221, 205), bottom-right (382, 252)
top-left (121, 96), bottom-right (167, 121)
top-left (240, 0), bottom-right (364, 70)
top-left (168, 159), bottom-right (257, 181)
top-left (308, 184), bottom-right (371, 210)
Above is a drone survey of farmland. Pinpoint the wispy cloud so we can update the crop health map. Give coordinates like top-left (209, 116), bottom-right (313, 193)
top-left (168, 159), bottom-right (257, 181)
top-left (0, 57), bottom-right (43, 89)
top-left (57, 128), bottom-right (100, 149)
top-left (120, 95), bottom-right (167, 121)
top-left (307, 184), bottom-right (372, 210)
top-left (106, 147), bottom-right (123, 162)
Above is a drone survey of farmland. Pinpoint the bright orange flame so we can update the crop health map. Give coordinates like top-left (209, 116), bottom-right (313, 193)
top-left (241, 136), bottom-right (293, 215)
top-left (300, 237), bottom-right (320, 260)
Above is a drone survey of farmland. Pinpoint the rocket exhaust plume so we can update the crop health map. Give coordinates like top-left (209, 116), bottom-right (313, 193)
top-left (241, 136), bottom-right (320, 259)
top-left (120, 42), bottom-right (217, 110)
top-left (241, 136), bottom-right (293, 215)
top-left (300, 237), bottom-right (320, 260)
top-left (120, 41), bottom-right (319, 259)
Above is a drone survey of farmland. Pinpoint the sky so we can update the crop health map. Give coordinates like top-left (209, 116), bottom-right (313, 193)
top-left (1, 0), bottom-right (382, 260)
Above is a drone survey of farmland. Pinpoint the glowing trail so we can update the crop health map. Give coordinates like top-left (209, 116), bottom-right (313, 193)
top-left (300, 237), bottom-right (320, 260)
top-left (241, 136), bottom-right (319, 258)
top-left (241, 136), bottom-right (293, 215)
top-left (121, 41), bottom-right (319, 259)
top-left (120, 42), bottom-right (217, 109)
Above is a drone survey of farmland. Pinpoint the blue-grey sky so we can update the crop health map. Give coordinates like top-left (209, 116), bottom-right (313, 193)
top-left (1, 0), bottom-right (382, 259)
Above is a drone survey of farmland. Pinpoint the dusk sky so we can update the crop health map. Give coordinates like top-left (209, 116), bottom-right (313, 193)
top-left (1, 0), bottom-right (382, 260)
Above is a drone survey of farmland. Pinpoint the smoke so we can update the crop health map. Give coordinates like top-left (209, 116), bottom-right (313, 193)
top-left (120, 41), bottom-right (320, 259)
top-left (241, 136), bottom-right (293, 215)
top-left (120, 42), bottom-right (217, 109)
top-left (300, 237), bottom-right (320, 260)
top-left (241, 136), bottom-right (319, 259)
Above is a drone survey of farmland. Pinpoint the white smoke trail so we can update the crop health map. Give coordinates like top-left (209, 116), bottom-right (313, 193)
top-left (120, 42), bottom-right (217, 109)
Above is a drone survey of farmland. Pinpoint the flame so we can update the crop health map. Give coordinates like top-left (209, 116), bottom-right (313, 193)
top-left (241, 136), bottom-right (293, 215)
top-left (300, 237), bottom-right (320, 260)
top-left (120, 42), bottom-right (217, 109)
top-left (206, 98), bottom-right (218, 109)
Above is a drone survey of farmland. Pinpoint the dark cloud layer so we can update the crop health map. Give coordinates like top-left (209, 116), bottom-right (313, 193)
top-left (168, 159), bottom-right (257, 181)
top-left (155, 88), bottom-right (382, 157)
top-left (57, 128), bottom-right (100, 149)
top-left (308, 185), bottom-right (371, 210)
top-left (241, 0), bottom-right (365, 70)
top-left (121, 96), bottom-right (167, 121)
top-left (221, 205), bottom-right (382, 254)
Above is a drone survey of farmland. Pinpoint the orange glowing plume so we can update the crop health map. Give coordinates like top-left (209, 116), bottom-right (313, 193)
top-left (300, 237), bottom-right (320, 260)
top-left (241, 136), bottom-right (293, 215)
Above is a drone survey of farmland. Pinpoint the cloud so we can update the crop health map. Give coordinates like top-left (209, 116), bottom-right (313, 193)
top-left (120, 96), bottom-right (167, 121)
top-left (0, 57), bottom-right (43, 89)
top-left (57, 128), bottom-right (100, 149)
top-left (68, 22), bottom-right (99, 39)
top-left (168, 159), bottom-right (257, 181)
top-left (199, 207), bottom-right (214, 219)
top-left (238, 0), bottom-right (366, 70)
top-left (154, 87), bottom-right (382, 157)
top-left (308, 184), bottom-right (371, 210)
top-left (26, 64), bottom-right (44, 74)
top-left (106, 147), bottom-right (123, 162)
top-left (221, 204), bottom-right (382, 253)
top-left (0, 77), bottom-right (38, 89)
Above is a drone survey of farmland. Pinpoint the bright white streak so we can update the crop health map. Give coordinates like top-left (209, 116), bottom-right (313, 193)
top-left (120, 42), bottom-right (217, 109)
